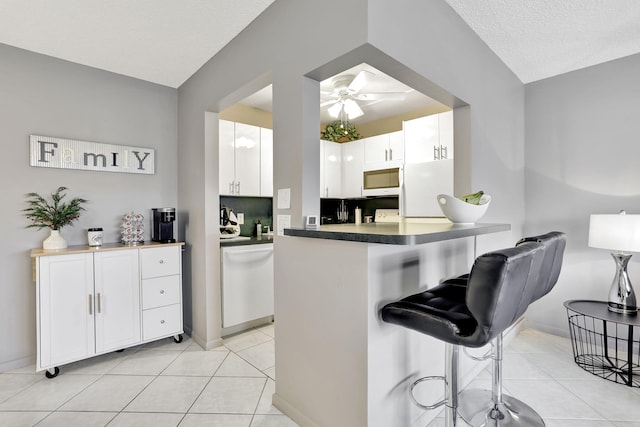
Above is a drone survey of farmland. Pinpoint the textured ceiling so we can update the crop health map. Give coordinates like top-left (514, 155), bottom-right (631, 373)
top-left (445, 0), bottom-right (640, 83)
top-left (0, 0), bottom-right (274, 88)
top-left (0, 1), bottom-right (638, 88)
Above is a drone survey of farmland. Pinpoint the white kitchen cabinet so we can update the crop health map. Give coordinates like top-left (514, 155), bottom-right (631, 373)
top-left (404, 111), bottom-right (454, 163)
top-left (219, 119), bottom-right (236, 195)
top-left (221, 244), bottom-right (274, 329)
top-left (341, 138), bottom-right (364, 198)
top-left (363, 131), bottom-right (404, 166)
top-left (321, 139), bottom-right (342, 198)
top-left (219, 120), bottom-right (261, 196)
top-left (260, 127), bottom-right (273, 197)
top-left (33, 243), bottom-right (184, 378)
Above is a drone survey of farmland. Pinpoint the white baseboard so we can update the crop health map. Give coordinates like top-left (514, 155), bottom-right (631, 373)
top-left (0, 355), bottom-right (35, 373)
top-left (272, 393), bottom-right (320, 427)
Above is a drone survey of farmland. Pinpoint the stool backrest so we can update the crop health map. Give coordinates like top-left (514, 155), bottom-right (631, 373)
top-left (465, 241), bottom-right (545, 345)
top-left (516, 231), bottom-right (566, 301)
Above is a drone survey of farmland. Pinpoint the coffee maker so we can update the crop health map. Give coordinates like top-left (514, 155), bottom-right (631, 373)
top-left (151, 208), bottom-right (176, 243)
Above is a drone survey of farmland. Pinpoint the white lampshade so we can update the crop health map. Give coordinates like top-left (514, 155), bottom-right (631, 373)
top-left (588, 213), bottom-right (640, 253)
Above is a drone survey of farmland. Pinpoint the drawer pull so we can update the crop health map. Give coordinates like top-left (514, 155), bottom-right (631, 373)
top-left (160, 289), bottom-right (165, 294)
top-left (160, 320), bottom-right (165, 324)
top-left (159, 259), bottom-right (164, 264)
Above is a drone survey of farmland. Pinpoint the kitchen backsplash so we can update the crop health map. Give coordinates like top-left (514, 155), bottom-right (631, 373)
top-left (220, 196), bottom-right (273, 237)
top-left (320, 196), bottom-right (398, 224)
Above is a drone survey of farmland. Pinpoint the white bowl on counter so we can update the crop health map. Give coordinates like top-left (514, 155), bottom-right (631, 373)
top-left (437, 194), bottom-right (491, 224)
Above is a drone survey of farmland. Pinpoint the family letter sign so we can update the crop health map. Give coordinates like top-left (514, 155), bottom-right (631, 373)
top-left (29, 135), bottom-right (155, 175)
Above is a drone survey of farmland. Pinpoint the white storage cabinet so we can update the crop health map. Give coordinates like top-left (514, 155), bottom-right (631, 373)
top-left (34, 244), bottom-right (183, 378)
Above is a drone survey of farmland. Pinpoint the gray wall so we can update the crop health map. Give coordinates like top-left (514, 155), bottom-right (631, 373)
top-left (0, 43), bottom-right (177, 370)
top-left (178, 0), bottom-right (525, 346)
top-left (524, 53), bottom-right (640, 334)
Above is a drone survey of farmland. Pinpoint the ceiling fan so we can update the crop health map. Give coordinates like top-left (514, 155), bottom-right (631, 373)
top-left (320, 70), bottom-right (407, 120)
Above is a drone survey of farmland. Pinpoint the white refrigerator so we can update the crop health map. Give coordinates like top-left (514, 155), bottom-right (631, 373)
top-left (401, 159), bottom-right (454, 217)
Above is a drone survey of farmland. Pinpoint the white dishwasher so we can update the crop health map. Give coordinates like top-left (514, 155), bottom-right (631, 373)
top-left (221, 244), bottom-right (274, 328)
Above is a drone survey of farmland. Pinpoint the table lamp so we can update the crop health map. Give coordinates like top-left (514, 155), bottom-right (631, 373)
top-left (588, 211), bottom-right (640, 315)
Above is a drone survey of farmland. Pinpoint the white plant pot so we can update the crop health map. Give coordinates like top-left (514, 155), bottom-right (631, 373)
top-left (43, 229), bottom-right (68, 250)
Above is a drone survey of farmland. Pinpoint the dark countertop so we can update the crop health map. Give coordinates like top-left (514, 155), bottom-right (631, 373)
top-left (284, 222), bottom-right (510, 245)
top-left (219, 235), bottom-right (274, 247)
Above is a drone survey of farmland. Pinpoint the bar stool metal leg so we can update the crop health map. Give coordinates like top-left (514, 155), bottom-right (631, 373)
top-left (445, 344), bottom-right (459, 427)
top-left (458, 334), bottom-right (545, 426)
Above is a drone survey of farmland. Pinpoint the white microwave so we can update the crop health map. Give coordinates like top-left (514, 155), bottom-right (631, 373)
top-left (362, 166), bottom-right (402, 196)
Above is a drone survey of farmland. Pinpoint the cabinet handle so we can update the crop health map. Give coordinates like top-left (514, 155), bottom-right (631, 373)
top-left (159, 259), bottom-right (164, 264)
top-left (235, 181), bottom-right (240, 194)
top-left (441, 146), bottom-right (448, 159)
top-left (88, 294), bottom-right (93, 315)
top-left (160, 320), bottom-right (165, 324)
top-left (389, 148), bottom-right (393, 160)
top-left (97, 293), bottom-right (102, 314)
top-left (160, 289), bottom-right (165, 294)
top-left (384, 149), bottom-right (388, 161)
top-left (434, 145), bottom-right (440, 160)
top-left (229, 182), bottom-right (234, 194)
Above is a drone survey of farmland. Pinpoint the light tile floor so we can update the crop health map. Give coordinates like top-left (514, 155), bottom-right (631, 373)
top-left (1, 326), bottom-right (639, 426)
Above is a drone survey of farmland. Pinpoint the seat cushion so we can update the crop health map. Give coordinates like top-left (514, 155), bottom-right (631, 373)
top-left (381, 282), bottom-right (478, 346)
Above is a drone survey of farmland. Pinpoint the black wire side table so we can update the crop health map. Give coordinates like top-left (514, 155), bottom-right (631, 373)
top-left (564, 300), bottom-right (640, 387)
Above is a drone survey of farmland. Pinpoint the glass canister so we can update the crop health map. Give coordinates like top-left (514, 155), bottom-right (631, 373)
top-left (88, 228), bottom-right (103, 247)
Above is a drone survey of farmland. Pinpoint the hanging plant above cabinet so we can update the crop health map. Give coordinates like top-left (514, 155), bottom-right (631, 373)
top-left (321, 120), bottom-right (361, 142)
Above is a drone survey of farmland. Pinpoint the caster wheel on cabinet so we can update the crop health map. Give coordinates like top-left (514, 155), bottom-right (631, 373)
top-left (45, 367), bottom-right (60, 379)
top-left (173, 334), bottom-right (183, 344)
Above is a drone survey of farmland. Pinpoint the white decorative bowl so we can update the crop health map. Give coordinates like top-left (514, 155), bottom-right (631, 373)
top-left (437, 194), bottom-right (491, 224)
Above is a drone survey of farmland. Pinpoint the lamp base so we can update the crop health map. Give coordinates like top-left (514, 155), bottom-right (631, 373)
top-left (608, 253), bottom-right (638, 316)
top-left (608, 301), bottom-right (638, 315)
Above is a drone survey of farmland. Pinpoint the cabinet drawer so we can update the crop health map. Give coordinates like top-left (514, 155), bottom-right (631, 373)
top-left (140, 246), bottom-right (180, 279)
top-left (142, 275), bottom-right (181, 310)
top-left (142, 304), bottom-right (182, 341)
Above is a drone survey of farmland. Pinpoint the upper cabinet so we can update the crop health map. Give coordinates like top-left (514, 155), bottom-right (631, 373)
top-left (403, 111), bottom-right (453, 163)
top-left (363, 131), bottom-right (404, 166)
top-left (341, 139), bottom-right (364, 198)
top-left (219, 120), bottom-right (272, 197)
top-left (320, 140), bottom-right (342, 198)
top-left (260, 128), bottom-right (273, 197)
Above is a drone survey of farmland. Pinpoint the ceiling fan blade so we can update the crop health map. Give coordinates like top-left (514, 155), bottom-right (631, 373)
top-left (354, 92), bottom-right (406, 101)
top-left (320, 99), bottom-right (338, 108)
top-left (347, 70), bottom-right (373, 94)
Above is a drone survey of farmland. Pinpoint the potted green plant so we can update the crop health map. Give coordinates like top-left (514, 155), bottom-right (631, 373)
top-left (24, 186), bottom-right (88, 250)
top-left (321, 120), bottom-right (361, 142)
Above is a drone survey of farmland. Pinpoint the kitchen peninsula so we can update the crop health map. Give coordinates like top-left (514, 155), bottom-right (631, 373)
top-left (273, 221), bottom-right (510, 427)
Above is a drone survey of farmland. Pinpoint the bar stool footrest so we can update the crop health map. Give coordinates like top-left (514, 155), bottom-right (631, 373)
top-left (458, 389), bottom-right (545, 427)
top-left (410, 376), bottom-right (447, 410)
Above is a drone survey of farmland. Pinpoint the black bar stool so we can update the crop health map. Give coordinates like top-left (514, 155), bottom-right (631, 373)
top-left (381, 233), bottom-right (565, 427)
top-left (458, 232), bottom-right (566, 426)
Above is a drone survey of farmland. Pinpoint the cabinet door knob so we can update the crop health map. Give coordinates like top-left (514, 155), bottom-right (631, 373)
top-left (160, 290), bottom-right (165, 294)
top-left (160, 320), bottom-right (165, 324)
top-left (159, 259), bottom-right (164, 264)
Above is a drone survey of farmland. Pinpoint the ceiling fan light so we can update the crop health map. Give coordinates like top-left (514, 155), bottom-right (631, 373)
top-left (344, 99), bottom-right (364, 119)
top-left (328, 102), bottom-right (343, 118)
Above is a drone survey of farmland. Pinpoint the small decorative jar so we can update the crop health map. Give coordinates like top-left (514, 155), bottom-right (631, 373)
top-left (88, 228), bottom-right (103, 247)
